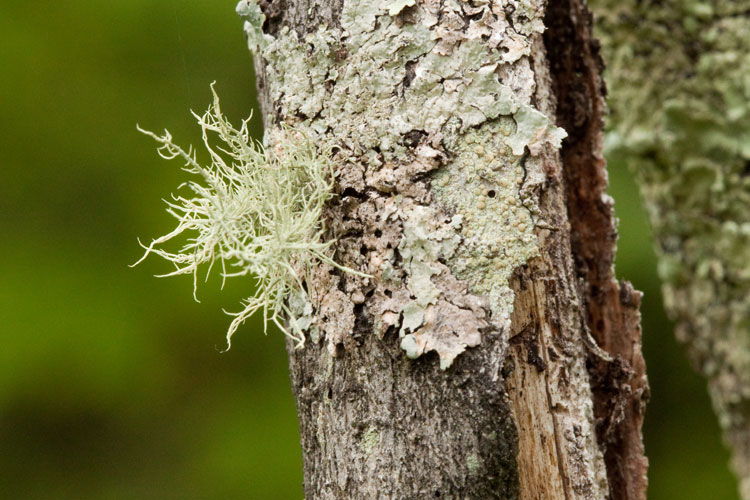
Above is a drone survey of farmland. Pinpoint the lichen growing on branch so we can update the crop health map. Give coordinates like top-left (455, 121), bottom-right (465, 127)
top-left (593, 0), bottom-right (750, 495)
top-left (135, 85), bottom-right (365, 348)
top-left (236, 0), bottom-right (567, 368)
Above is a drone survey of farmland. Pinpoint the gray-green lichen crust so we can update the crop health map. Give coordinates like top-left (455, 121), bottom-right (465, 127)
top-left (238, 0), bottom-right (565, 368)
top-left (592, 0), bottom-right (750, 495)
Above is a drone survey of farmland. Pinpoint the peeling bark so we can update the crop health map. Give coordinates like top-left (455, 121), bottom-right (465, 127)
top-left (239, 0), bottom-right (647, 497)
top-left (544, 2), bottom-right (648, 498)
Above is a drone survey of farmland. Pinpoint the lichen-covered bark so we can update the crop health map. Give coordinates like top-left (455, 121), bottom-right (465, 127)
top-left (591, 1), bottom-right (750, 497)
top-left (238, 0), bottom-right (647, 497)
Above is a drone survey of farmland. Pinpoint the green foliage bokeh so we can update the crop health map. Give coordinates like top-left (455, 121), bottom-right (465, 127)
top-left (0, 1), bottom-right (737, 498)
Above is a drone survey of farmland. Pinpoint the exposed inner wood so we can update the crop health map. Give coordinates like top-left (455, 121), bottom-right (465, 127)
top-left (544, 1), bottom-right (649, 499)
top-left (249, 0), bottom-right (648, 498)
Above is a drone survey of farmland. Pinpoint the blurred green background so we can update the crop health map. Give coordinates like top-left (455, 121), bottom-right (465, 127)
top-left (0, 1), bottom-right (738, 498)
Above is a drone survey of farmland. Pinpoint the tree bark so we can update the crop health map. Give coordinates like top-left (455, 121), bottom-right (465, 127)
top-left (238, 0), bottom-right (648, 498)
top-left (591, 1), bottom-right (750, 497)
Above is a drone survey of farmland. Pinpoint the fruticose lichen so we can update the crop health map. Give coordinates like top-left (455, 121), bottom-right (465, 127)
top-left (135, 85), bottom-right (365, 348)
top-left (238, 0), bottom-right (566, 368)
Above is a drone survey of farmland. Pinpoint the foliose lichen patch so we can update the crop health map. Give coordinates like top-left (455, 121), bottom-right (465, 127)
top-left (238, 0), bottom-right (565, 368)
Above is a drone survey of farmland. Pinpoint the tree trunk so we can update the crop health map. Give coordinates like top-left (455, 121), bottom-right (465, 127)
top-left (591, 1), bottom-right (750, 497)
top-left (238, 0), bottom-right (648, 498)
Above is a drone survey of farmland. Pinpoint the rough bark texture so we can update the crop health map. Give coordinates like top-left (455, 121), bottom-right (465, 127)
top-left (591, 1), bottom-right (750, 497)
top-left (544, 2), bottom-right (649, 498)
top-left (238, 0), bottom-right (648, 498)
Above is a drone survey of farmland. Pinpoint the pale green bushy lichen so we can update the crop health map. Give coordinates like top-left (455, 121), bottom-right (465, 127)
top-left (135, 85), bottom-right (365, 348)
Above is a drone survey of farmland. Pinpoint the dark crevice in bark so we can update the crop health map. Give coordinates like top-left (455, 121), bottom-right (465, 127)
top-left (258, 0), bottom-right (346, 37)
top-left (543, 1), bottom-right (649, 499)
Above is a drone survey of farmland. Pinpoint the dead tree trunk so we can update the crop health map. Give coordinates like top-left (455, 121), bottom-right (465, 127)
top-left (238, 0), bottom-right (648, 498)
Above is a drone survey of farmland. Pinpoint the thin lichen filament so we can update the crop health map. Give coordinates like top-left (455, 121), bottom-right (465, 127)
top-left (135, 84), bottom-right (367, 348)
